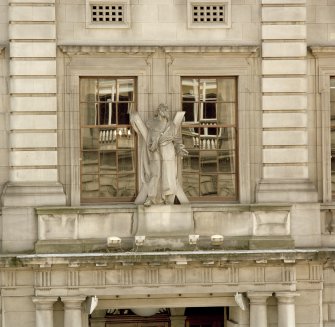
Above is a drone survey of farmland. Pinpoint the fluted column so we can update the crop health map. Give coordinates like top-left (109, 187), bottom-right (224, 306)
top-left (62, 296), bottom-right (86, 327)
top-left (247, 292), bottom-right (272, 327)
top-left (276, 292), bottom-right (299, 327)
top-left (32, 297), bottom-right (58, 327)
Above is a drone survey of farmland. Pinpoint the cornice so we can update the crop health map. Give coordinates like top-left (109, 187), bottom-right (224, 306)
top-left (58, 45), bottom-right (259, 56)
top-left (309, 46), bottom-right (335, 58)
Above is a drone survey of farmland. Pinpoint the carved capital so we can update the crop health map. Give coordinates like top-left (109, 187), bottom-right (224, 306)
top-left (32, 297), bottom-right (58, 310)
top-left (275, 292), bottom-right (299, 305)
top-left (247, 292), bottom-right (272, 305)
top-left (61, 296), bottom-right (86, 310)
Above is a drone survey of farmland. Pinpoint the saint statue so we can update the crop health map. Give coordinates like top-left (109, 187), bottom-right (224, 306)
top-left (129, 104), bottom-right (189, 206)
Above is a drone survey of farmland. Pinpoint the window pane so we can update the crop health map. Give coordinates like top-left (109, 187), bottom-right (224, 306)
top-left (201, 102), bottom-right (216, 121)
top-left (82, 151), bottom-right (99, 174)
top-left (182, 127), bottom-right (200, 149)
top-left (217, 103), bottom-right (236, 125)
top-left (182, 78), bottom-right (199, 102)
top-left (118, 79), bottom-right (134, 101)
top-left (217, 78), bottom-right (236, 102)
top-left (117, 127), bottom-right (134, 148)
top-left (99, 129), bottom-right (117, 150)
top-left (218, 128), bottom-right (236, 150)
top-left (183, 102), bottom-right (198, 123)
top-left (99, 102), bottom-right (116, 125)
top-left (82, 128), bottom-right (99, 149)
top-left (82, 174), bottom-right (99, 198)
top-left (218, 150), bottom-right (235, 173)
top-left (80, 103), bottom-right (97, 125)
top-left (118, 103), bottom-right (131, 124)
top-left (80, 78), bottom-right (97, 102)
top-left (118, 174), bottom-right (136, 197)
top-left (100, 175), bottom-right (117, 197)
top-left (183, 151), bottom-right (199, 171)
top-left (118, 150), bottom-right (135, 172)
top-left (200, 174), bottom-right (217, 196)
top-left (201, 150), bottom-right (217, 172)
top-left (98, 79), bottom-right (116, 102)
top-left (218, 173), bottom-right (236, 197)
top-left (200, 79), bottom-right (217, 101)
top-left (183, 173), bottom-right (199, 196)
top-left (100, 151), bottom-right (117, 173)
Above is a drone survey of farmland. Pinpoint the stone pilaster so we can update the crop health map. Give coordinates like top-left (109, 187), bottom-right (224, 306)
top-left (32, 296), bottom-right (58, 327)
top-left (62, 296), bottom-right (86, 327)
top-left (247, 292), bottom-right (272, 327)
top-left (257, 0), bottom-right (317, 202)
top-left (276, 292), bottom-right (299, 327)
top-left (170, 315), bottom-right (186, 327)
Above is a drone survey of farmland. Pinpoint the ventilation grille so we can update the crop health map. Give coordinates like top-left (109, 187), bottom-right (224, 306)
top-left (91, 4), bottom-right (125, 23)
top-left (192, 4), bottom-right (225, 23)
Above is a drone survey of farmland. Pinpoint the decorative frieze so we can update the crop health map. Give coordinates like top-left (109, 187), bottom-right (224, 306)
top-left (67, 270), bottom-right (79, 288)
top-left (3, 270), bottom-right (16, 288)
top-left (35, 270), bottom-right (51, 289)
top-left (175, 267), bottom-right (186, 286)
top-left (282, 266), bottom-right (296, 284)
top-left (228, 266), bottom-right (239, 285)
top-left (95, 270), bottom-right (106, 286)
top-left (255, 266), bottom-right (265, 284)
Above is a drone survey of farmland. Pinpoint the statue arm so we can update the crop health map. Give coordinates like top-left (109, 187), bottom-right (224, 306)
top-left (128, 107), bottom-right (148, 142)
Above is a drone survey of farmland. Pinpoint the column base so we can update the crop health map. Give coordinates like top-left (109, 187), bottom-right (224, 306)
top-left (1, 183), bottom-right (66, 207)
top-left (256, 179), bottom-right (318, 203)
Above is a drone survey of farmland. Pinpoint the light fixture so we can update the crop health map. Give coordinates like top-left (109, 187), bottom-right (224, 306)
top-left (86, 296), bottom-right (98, 314)
top-left (135, 235), bottom-right (146, 246)
top-left (131, 308), bottom-right (160, 317)
top-left (234, 292), bottom-right (247, 311)
top-left (189, 234), bottom-right (199, 245)
top-left (107, 236), bottom-right (121, 247)
top-left (211, 234), bottom-right (224, 245)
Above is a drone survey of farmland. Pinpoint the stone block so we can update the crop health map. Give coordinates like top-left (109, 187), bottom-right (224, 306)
top-left (194, 210), bottom-right (252, 236)
top-left (9, 168), bottom-right (58, 182)
top-left (262, 60), bottom-right (306, 75)
top-left (10, 132), bottom-right (57, 148)
top-left (253, 210), bottom-right (290, 236)
top-left (262, 7), bottom-right (306, 22)
top-left (316, 6), bottom-right (335, 24)
top-left (10, 150), bottom-right (57, 166)
top-left (263, 148), bottom-right (308, 163)
top-left (262, 42), bottom-right (307, 58)
top-left (38, 214), bottom-right (77, 240)
top-left (262, 0), bottom-right (306, 4)
top-left (10, 42), bottom-right (56, 58)
top-left (11, 96), bottom-right (57, 111)
top-left (10, 78), bottom-right (56, 94)
top-left (10, 60), bottom-right (56, 76)
top-left (262, 77), bottom-right (307, 93)
top-left (9, 5), bottom-right (55, 22)
top-left (263, 113), bottom-right (307, 128)
top-left (262, 95), bottom-right (307, 110)
top-left (263, 165), bottom-right (308, 179)
top-left (10, 114), bottom-right (57, 130)
top-left (136, 205), bottom-right (193, 236)
top-left (262, 25), bottom-right (306, 39)
top-left (263, 131), bottom-right (307, 145)
top-left (9, 23), bottom-right (56, 39)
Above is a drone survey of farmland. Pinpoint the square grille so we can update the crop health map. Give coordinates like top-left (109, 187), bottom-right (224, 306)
top-left (192, 4), bottom-right (225, 23)
top-left (91, 4), bottom-right (125, 23)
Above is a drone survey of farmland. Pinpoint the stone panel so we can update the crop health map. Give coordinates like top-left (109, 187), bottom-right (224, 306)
top-left (262, 7), bottom-right (306, 22)
top-left (9, 5), bottom-right (55, 21)
top-left (262, 95), bottom-right (307, 110)
top-left (263, 148), bottom-right (308, 163)
top-left (262, 42), bottom-right (306, 57)
top-left (9, 24), bottom-right (56, 39)
top-left (10, 42), bottom-right (56, 58)
top-left (9, 168), bottom-right (58, 182)
top-left (262, 60), bottom-right (306, 75)
top-left (10, 60), bottom-right (56, 76)
top-left (11, 96), bottom-right (57, 112)
top-left (263, 131), bottom-right (307, 145)
top-left (10, 78), bottom-right (56, 94)
top-left (10, 132), bottom-right (57, 148)
top-left (10, 150), bottom-right (57, 166)
top-left (263, 166), bottom-right (308, 179)
top-left (263, 113), bottom-right (307, 128)
top-left (262, 25), bottom-right (306, 39)
top-left (10, 115), bottom-right (57, 129)
top-left (262, 77), bottom-right (307, 93)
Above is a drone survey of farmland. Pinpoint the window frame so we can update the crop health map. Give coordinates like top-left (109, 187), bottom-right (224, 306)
top-left (180, 76), bottom-right (239, 201)
top-left (79, 77), bottom-right (138, 203)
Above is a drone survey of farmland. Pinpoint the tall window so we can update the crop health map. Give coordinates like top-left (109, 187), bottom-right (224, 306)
top-left (181, 77), bottom-right (237, 201)
top-left (331, 77), bottom-right (335, 198)
top-left (80, 77), bottom-right (136, 202)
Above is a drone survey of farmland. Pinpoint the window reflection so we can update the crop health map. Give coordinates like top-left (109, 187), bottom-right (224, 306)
top-left (80, 77), bottom-right (136, 202)
top-left (181, 77), bottom-right (237, 200)
top-left (331, 77), bottom-right (335, 198)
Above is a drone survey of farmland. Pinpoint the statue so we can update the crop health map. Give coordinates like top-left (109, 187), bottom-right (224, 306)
top-left (129, 104), bottom-right (189, 206)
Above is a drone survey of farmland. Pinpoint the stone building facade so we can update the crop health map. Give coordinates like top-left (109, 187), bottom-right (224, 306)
top-left (0, 0), bottom-right (335, 326)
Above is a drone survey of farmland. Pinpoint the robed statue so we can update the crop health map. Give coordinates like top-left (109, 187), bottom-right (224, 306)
top-left (129, 104), bottom-right (189, 206)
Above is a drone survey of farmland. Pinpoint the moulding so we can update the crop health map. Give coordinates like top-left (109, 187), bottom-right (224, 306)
top-left (0, 46), bottom-right (5, 55)
top-left (58, 45), bottom-right (259, 56)
top-left (309, 46), bottom-right (335, 57)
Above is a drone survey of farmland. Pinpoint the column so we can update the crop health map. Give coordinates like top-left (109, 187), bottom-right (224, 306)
top-left (276, 292), bottom-right (299, 327)
top-left (170, 315), bottom-right (186, 327)
top-left (247, 292), bottom-right (272, 327)
top-left (62, 296), bottom-right (86, 327)
top-left (257, 0), bottom-right (317, 202)
top-left (32, 297), bottom-right (58, 327)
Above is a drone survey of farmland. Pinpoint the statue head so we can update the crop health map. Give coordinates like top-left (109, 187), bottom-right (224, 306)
top-left (155, 103), bottom-right (169, 120)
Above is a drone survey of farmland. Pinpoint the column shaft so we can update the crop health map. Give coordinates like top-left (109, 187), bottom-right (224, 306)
top-left (276, 292), bottom-right (298, 327)
top-left (62, 296), bottom-right (86, 327)
top-left (33, 297), bottom-right (58, 327)
top-left (248, 292), bottom-right (272, 327)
